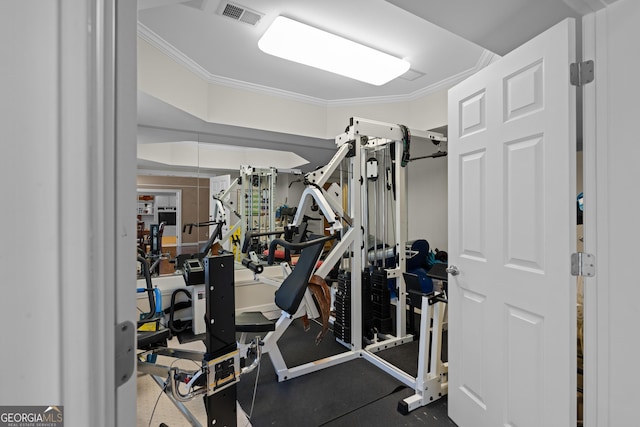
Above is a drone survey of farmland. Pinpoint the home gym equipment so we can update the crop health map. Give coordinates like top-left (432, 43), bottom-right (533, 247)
top-left (233, 118), bottom-right (449, 417)
top-left (137, 117), bottom-right (449, 424)
top-left (399, 268), bottom-right (448, 414)
top-left (159, 218), bottom-right (227, 338)
top-left (138, 253), bottom-right (273, 427)
top-left (137, 256), bottom-right (171, 350)
top-left (137, 222), bottom-right (171, 276)
top-left (209, 165), bottom-right (302, 261)
top-left (235, 233), bottom-right (337, 380)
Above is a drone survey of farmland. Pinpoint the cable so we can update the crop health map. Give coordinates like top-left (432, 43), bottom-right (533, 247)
top-left (247, 355), bottom-right (261, 422)
top-left (168, 288), bottom-right (192, 334)
top-left (317, 385), bottom-right (407, 426)
top-left (243, 338), bottom-right (263, 427)
top-left (148, 376), bottom-right (168, 427)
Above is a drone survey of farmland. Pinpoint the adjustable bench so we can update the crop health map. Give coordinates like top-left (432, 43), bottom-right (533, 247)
top-left (235, 234), bottom-right (336, 380)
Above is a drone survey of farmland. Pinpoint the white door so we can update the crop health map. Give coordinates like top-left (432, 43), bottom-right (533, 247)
top-left (448, 18), bottom-right (577, 427)
top-left (210, 175), bottom-right (232, 248)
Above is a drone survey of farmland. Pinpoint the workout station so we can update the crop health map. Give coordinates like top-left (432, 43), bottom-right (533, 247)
top-left (136, 117), bottom-right (452, 426)
top-left (8, 0), bottom-right (628, 425)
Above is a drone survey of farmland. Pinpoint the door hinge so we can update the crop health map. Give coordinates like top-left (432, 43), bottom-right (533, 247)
top-left (115, 321), bottom-right (135, 388)
top-left (570, 60), bottom-right (594, 87)
top-left (571, 252), bottom-right (595, 277)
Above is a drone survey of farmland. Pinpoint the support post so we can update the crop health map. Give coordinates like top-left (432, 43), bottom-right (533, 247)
top-left (204, 254), bottom-right (238, 427)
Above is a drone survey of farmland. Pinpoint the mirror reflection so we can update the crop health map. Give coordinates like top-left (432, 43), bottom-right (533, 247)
top-left (137, 140), bottom-right (211, 276)
top-left (136, 136), bottom-right (311, 277)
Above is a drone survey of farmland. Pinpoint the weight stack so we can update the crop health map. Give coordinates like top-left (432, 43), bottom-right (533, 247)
top-left (333, 272), bottom-right (351, 342)
top-left (371, 269), bottom-right (392, 334)
top-left (362, 272), bottom-right (375, 340)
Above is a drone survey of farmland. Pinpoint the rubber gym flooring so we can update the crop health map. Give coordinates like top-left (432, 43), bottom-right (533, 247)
top-left (236, 319), bottom-right (457, 427)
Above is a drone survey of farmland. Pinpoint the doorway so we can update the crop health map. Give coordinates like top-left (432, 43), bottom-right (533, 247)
top-left (136, 188), bottom-right (182, 274)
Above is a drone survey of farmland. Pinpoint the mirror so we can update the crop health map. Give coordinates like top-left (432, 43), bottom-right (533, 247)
top-left (137, 139), bottom-right (211, 276)
top-left (136, 119), bottom-right (330, 276)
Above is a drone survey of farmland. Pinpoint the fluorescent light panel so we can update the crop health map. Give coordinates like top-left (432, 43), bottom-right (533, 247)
top-left (258, 16), bottom-right (410, 86)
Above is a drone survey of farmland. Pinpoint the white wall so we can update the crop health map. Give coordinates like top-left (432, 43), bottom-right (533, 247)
top-left (207, 84), bottom-right (329, 138)
top-left (138, 37), bottom-right (209, 119)
top-left (138, 35), bottom-right (453, 255)
top-left (407, 143), bottom-right (449, 251)
top-left (1, 1), bottom-right (62, 405)
top-left (138, 36), bottom-right (451, 140)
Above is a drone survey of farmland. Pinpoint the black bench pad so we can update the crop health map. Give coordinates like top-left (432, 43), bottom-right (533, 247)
top-left (236, 311), bottom-right (276, 333)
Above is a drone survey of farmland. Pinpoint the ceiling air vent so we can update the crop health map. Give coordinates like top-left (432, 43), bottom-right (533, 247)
top-left (218, 2), bottom-right (263, 26)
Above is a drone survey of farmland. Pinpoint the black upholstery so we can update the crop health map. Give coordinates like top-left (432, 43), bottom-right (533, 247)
top-left (235, 234), bottom-right (335, 333)
top-left (274, 240), bottom-right (325, 314)
top-left (137, 329), bottom-right (171, 350)
top-left (427, 263), bottom-right (448, 281)
top-left (236, 311), bottom-right (276, 333)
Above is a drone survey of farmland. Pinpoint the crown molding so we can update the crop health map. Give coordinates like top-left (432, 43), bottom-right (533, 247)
top-left (327, 49), bottom-right (496, 106)
top-left (138, 22), bottom-right (496, 108)
top-left (138, 22), bottom-right (329, 106)
top-left (562, 0), bottom-right (617, 14)
top-left (138, 22), bottom-right (212, 81)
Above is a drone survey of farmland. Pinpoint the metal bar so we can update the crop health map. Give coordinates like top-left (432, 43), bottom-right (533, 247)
top-left (137, 361), bottom-right (173, 378)
top-left (417, 295), bottom-right (433, 391)
top-left (152, 347), bottom-right (205, 361)
top-left (361, 351), bottom-right (416, 388)
top-left (305, 142), bottom-right (351, 188)
top-left (430, 299), bottom-right (445, 377)
top-left (275, 351), bottom-right (359, 382)
top-left (220, 219), bottom-right (241, 246)
top-left (315, 228), bottom-right (354, 278)
top-left (215, 177), bottom-right (238, 201)
top-left (382, 147), bottom-right (387, 261)
top-left (373, 152), bottom-right (378, 266)
top-left (149, 375), bottom-right (202, 427)
top-left (350, 117), bottom-right (446, 143)
top-left (291, 187), bottom-right (343, 233)
top-left (365, 335), bottom-right (414, 353)
top-left (269, 167), bottom-right (276, 243)
top-left (395, 135), bottom-right (408, 338)
top-left (350, 135), bottom-right (364, 351)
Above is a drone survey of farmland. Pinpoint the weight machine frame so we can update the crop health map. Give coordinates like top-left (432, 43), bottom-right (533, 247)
top-left (242, 117), bottom-right (448, 413)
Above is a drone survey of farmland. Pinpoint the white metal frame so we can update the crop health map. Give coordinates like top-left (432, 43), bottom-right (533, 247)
top-left (398, 294), bottom-right (448, 412)
top-left (237, 118), bottom-right (448, 411)
top-left (239, 165), bottom-right (277, 247)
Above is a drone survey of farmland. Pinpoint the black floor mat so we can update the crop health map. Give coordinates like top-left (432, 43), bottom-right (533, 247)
top-left (324, 389), bottom-right (456, 427)
top-left (236, 320), bottom-right (456, 427)
top-left (238, 357), bottom-right (404, 427)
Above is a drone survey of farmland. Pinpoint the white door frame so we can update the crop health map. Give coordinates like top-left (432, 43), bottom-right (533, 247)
top-left (137, 188), bottom-right (183, 247)
top-left (580, 11), bottom-right (602, 427)
top-left (581, 2), bottom-right (636, 426)
top-left (113, 1), bottom-right (138, 424)
top-left (58, 0), bottom-right (137, 425)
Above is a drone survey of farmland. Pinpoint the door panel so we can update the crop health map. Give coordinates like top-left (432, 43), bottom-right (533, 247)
top-left (448, 18), bottom-right (576, 427)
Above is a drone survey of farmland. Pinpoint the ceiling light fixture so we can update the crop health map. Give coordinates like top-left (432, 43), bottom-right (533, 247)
top-left (258, 16), bottom-right (410, 86)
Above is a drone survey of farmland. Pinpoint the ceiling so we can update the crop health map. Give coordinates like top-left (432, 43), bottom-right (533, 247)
top-left (136, 0), bottom-right (591, 173)
top-left (138, 0), bottom-right (492, 102)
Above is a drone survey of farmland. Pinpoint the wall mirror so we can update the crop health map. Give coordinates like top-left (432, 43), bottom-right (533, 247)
top-left (136, 130), bottom-right (316, 277)
top-left (137, 132), bottom-right (212, 276)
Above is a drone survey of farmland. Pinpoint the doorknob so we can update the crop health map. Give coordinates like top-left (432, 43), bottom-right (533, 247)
top-left (446, 265), bottom-right (460, 276)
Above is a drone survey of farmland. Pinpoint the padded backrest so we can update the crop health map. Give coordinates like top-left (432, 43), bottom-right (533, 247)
top-left (274, 240), bottom-right (325, 314)
top-left (403, 272), bottom-right (422, 293)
